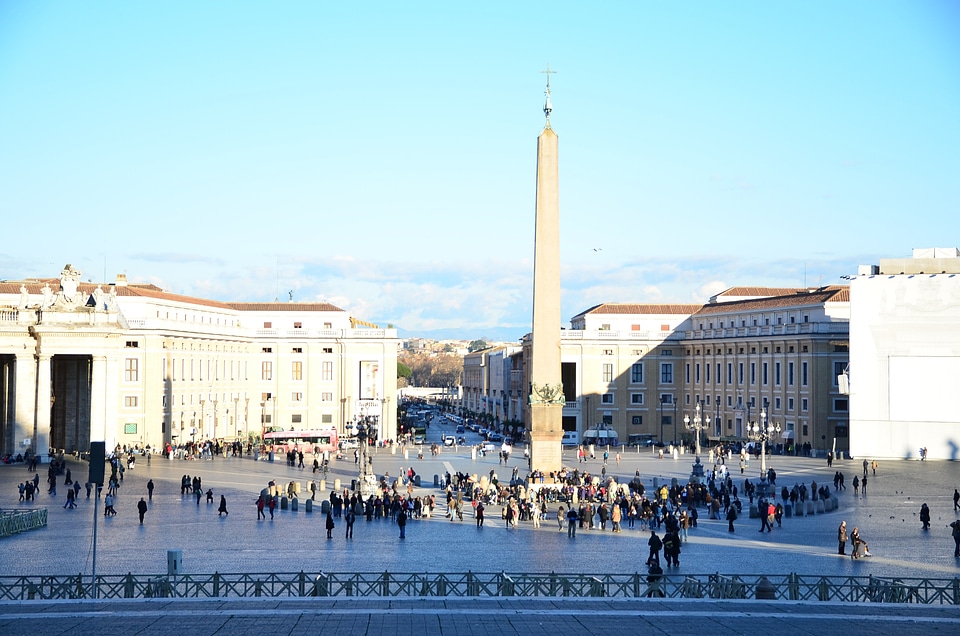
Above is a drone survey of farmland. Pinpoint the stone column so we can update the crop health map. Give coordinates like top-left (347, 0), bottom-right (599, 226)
top-left (35, 354), bottom-right (52, 461)
top-left (14, 353), bottom-right (37, 458)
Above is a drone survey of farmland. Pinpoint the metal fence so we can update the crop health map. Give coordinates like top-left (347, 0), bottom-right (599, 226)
top-left (0, 509), bottom-right (47, 538)
top-left (2, 571), bottom-right (959, 604)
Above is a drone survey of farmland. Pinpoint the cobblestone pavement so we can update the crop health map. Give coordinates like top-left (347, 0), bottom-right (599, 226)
top-left (3, 422), bottom-right (960, 581)
top-left (0, 597), bottom-right (959, 636)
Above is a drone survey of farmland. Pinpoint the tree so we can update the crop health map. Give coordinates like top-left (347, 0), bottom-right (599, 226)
top-left (468, 339), bottom-right (489, 353)
top-left (397, 361), bottom-right (412, 388)
top-left (399, 352), bottom-right (462, 388)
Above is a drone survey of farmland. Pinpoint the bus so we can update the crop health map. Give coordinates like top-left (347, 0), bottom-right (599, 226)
top-left (262, 428), bottom-right (339, 455)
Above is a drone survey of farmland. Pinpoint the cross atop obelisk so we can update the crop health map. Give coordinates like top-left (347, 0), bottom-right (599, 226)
top-left (541, 64), bottom-right (556, 126)
top-left (527, 67), bottom-right (564, 473)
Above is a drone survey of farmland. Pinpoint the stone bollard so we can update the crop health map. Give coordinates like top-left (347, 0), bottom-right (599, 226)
top-left (815, 500), bottom-right (825, 514)
top-left (305, 499), bottom-right (313, 513)
top-left (434, 474), bottom-right (440, 487)
top-left (281, 496), bottom-right (288, 510)
top-left (414, 475), bottom-right (421, 487)
top-left (805, 501), bottom-right (815, 516)
top-left (784, 503), bottom-right (793, 518)
top-left (291, 498), bottom-right (299, 511)
top-left (755, 576), bottom-right (776, 600)
top-left (319, 479), bottom-right (326, 493)
top-left (321, 500), bottom-right (330, 515)
top-left (334, 478), bottom-right (341, 492)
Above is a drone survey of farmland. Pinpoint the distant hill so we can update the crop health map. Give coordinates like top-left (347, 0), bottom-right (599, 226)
top-left (393, 325), bottom-right (527, 343)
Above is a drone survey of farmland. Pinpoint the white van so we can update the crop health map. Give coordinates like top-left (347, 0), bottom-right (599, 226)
top-left (561, 431), bottom-right (580, 447)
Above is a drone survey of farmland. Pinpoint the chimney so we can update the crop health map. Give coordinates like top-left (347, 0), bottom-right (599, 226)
top-left (115, 274), bottom-right (128, 287)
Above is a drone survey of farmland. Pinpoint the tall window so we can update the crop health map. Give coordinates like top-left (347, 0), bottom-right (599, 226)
top-left (631, 362), bottom-right (644, 383)
top-left (788, 362), bottom-right (794, 386)
top-left (802, 362), bottom-right (808, 386)
top-left (291, 361), bottom-right (303, 381)
top-left (322, 361), bottom-right (334, 381)
top-left (762, 362), bottom-right (768, 386)
top-left (602, 363), bottom-right (613, 383)
top-left (695, 364), bottom-right (701, 383)
top-left (750, 362), bottom-right (756, 385)
top-left (833, 361), bottom-right (845, 386)
top-left (124, 358), bottom-right (139, 382)
top-left (775, 362), bottom-right (781, 386)
top-left (261, 361), bottom-right (273, 381)
top-left (661, 362), bottom-right (674, 384)
top-left (727, 363), bottom-right (733, 384)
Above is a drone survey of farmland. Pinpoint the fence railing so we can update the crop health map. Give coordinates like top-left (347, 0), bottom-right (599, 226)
top-left (2, 572), bottom-right (959, 604)
top-left (0, 509), bottom-right (48, 538)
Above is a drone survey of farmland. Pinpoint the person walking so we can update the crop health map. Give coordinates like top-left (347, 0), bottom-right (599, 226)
top-left (475, 501), bottom-right (485, 528)
top-left (566, 506), bottom-right (579, 537)
top-left (397, 507), bottom-right (407, 539)
top-left (218, 495), bottom-right (229, 516)
top-left (147, 479), bottom-right (154, 501)
top-left (954, 489), bottom-right (960, 512)
top-left (325, 511), bottom-right (335, 539)
top-left (726, 504), bottom-right (738, 532)
top-left (838, 521), bottom-right (848, 555)
top-left (758, 499), bottom-right (772, 533)
top-left (951, 520), bottom-right (960, 557)
top-left (137, 497), bottom-right (148, 524)
top-left (648, 530), bottom-right (663, 562)
top-left (557, 505), bottom-right (565, 531)
top-left (345, 508), bottom-right (355, 538)
top-left (256, 496), bottom-right (266, 520)
top-left (920, 503), bottom-right (931, 531)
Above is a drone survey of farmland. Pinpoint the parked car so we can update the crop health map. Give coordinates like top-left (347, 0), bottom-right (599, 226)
top-left (339, 439), bottom-right (360, 450)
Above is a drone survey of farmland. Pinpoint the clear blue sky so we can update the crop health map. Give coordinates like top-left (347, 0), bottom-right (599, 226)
top-left (2, 2), bottom-right (958, 340)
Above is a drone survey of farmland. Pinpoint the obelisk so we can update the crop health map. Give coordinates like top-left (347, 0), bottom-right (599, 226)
top-left (528, 68), bottom-right (564, 473)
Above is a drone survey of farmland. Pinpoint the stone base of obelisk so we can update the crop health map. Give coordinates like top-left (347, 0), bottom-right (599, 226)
top-left (527, 404), bottom-right (564, 475)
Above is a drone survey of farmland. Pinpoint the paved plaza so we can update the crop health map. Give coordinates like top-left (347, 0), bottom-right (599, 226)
top-left (3, 420), bottom-right (960, 632)
top-left (3, 419), bottom-right (960, 580)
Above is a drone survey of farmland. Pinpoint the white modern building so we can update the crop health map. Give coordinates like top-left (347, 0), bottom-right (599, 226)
top-left (0, 265), bottom-right (399, 459)
top-left (848, 248), bottom-right (960, 460)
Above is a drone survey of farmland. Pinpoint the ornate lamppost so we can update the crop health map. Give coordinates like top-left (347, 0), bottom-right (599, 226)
top-left (353, 408), bottom-right (377, 499)
top-left (748, 408), bottom-right (780, 495)
top-left (684, 401), bottom-right (708, 481)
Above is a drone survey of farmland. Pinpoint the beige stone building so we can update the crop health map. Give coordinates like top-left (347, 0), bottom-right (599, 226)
top-left (514, 287), bottom-right (850, 456)
top-left (0, 265), bottom-right (398, 459)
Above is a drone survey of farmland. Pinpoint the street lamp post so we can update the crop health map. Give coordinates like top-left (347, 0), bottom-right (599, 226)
top-left (684, 402), bottom-right (705, 459)
top-left (684, 402), bottom-right (708, 481)
top-left (353, 404), bottom-right (377, 499)
top-left (748, 408), bottom-right (781, 494)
